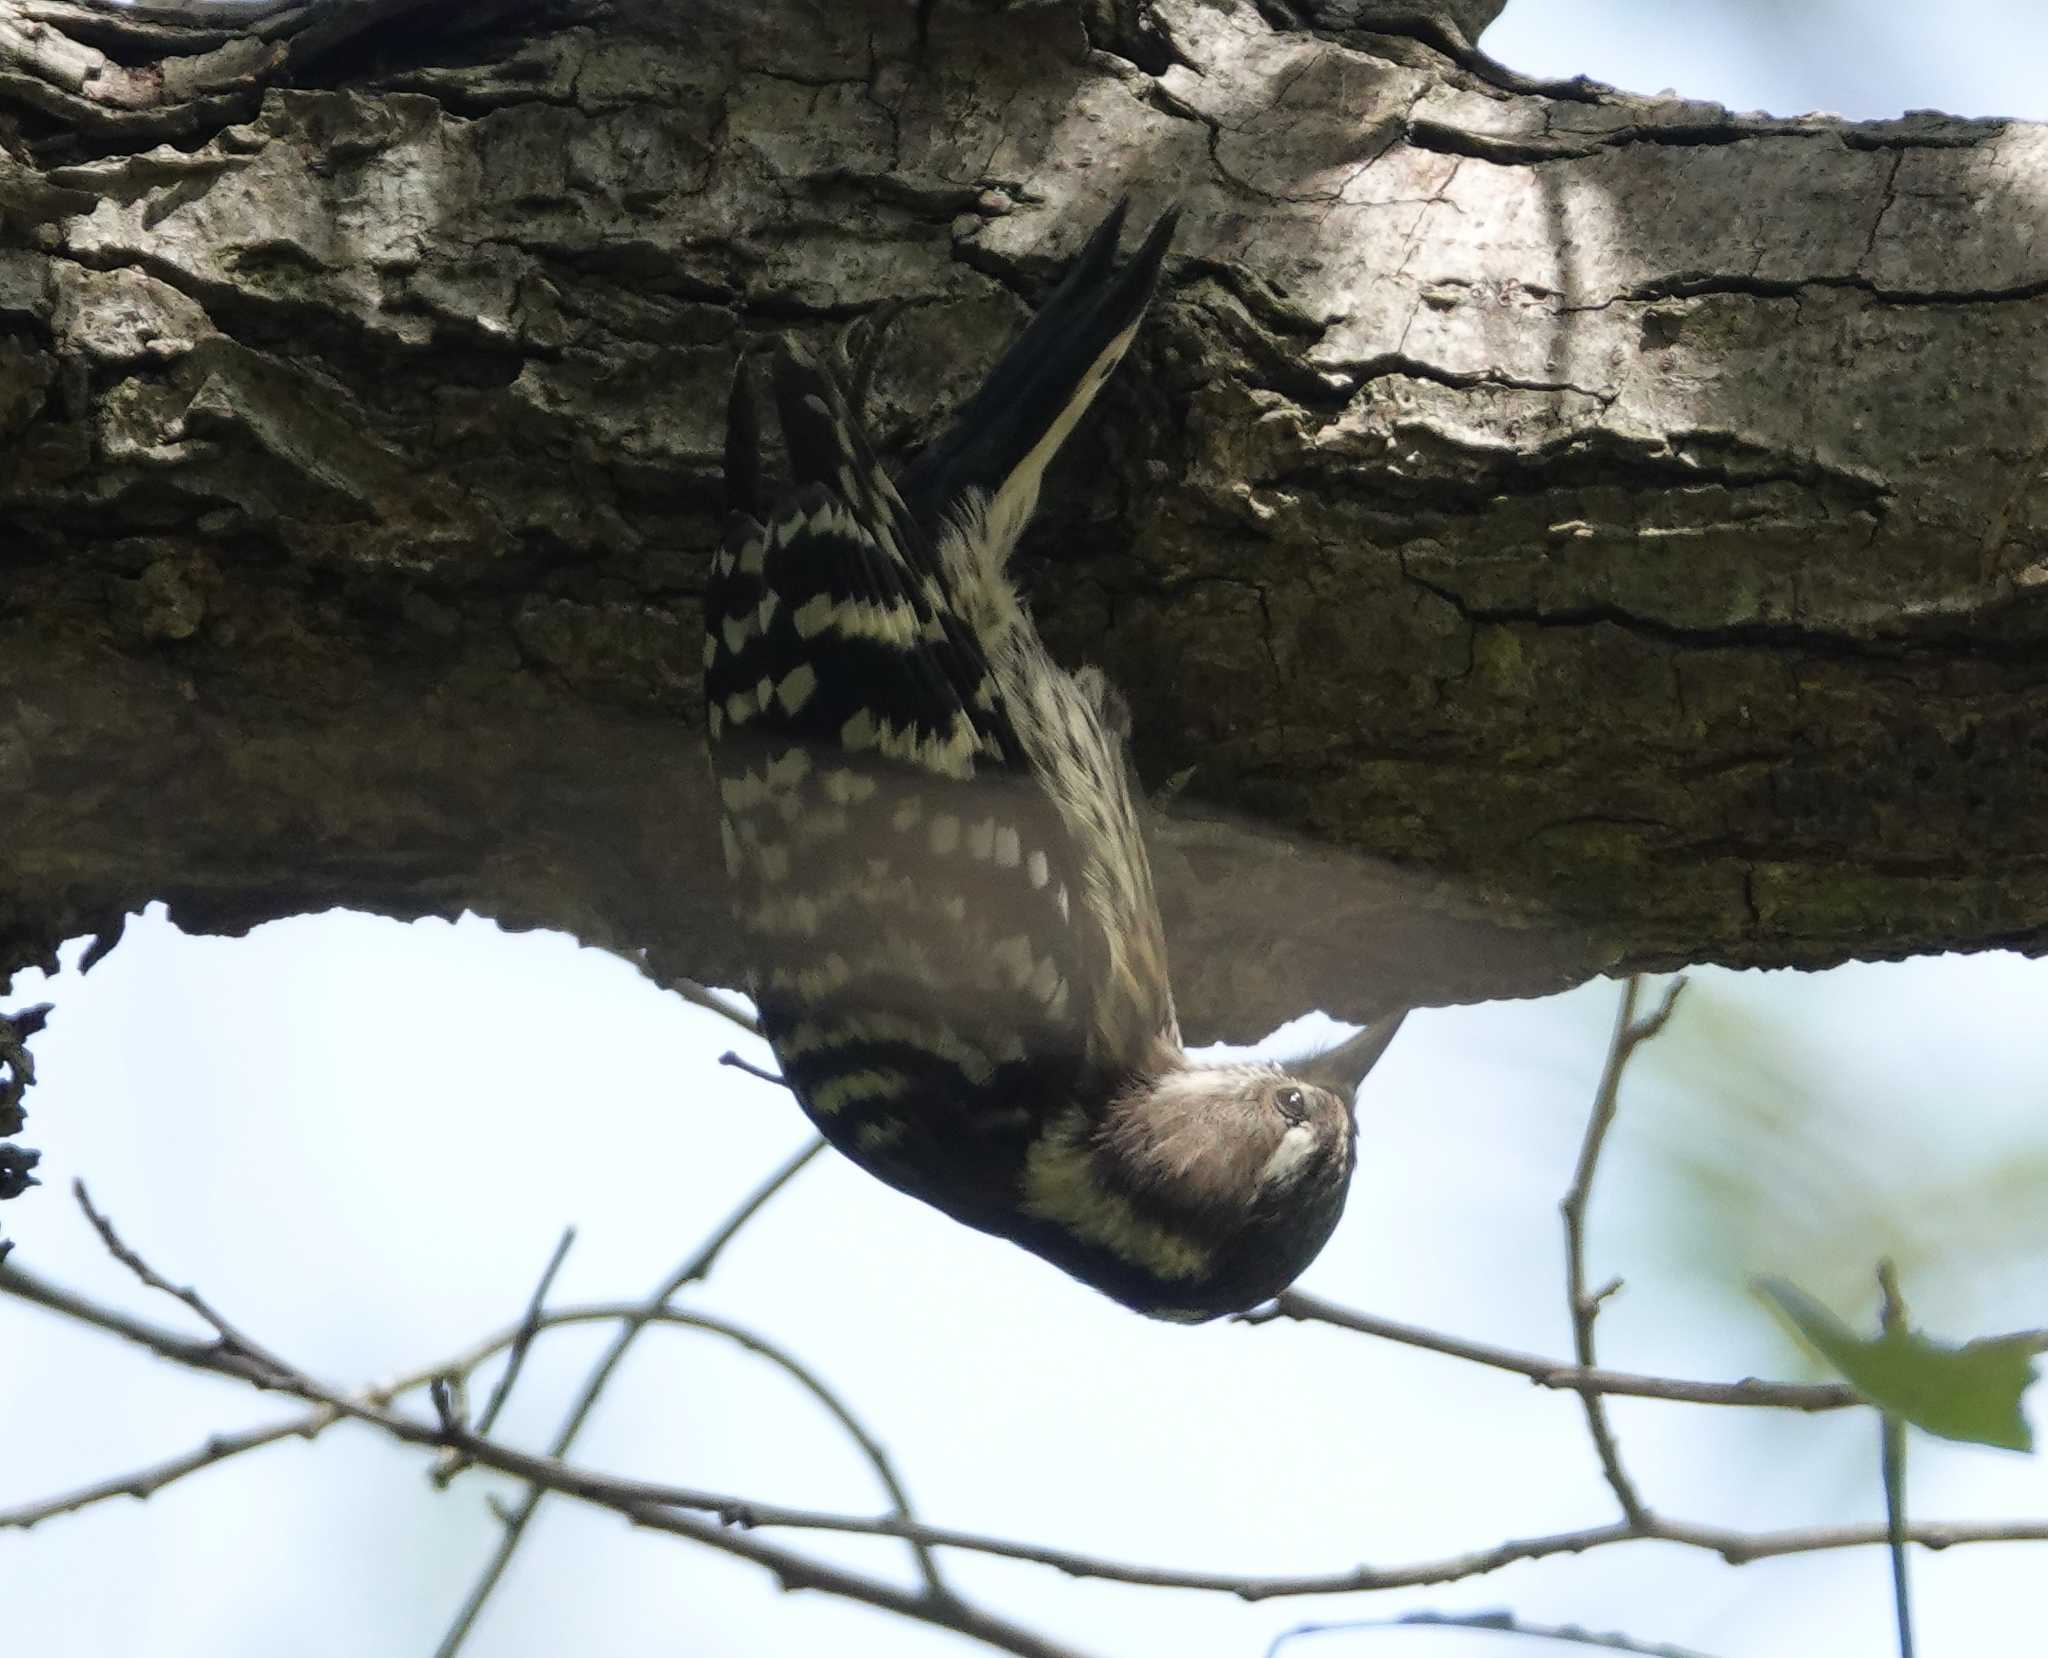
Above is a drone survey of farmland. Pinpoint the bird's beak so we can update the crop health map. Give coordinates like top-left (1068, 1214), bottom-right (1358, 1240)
top-left (1294, 1010), bottom-right (1410, 1109)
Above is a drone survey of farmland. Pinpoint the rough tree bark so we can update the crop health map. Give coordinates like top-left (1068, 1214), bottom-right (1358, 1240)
top-left (3, 0), bottom-right (2046, 1048)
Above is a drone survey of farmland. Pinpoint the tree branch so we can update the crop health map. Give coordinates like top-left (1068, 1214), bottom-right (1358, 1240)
top-left (1560, 976), bottom-right (1685, 1526)
top-left (0, 1411), bottom-right (331, 1529)
top-left (7, 1229), bottom-right (2045, 1604)
top-left (1260, 1292), bottom-right (1868, 1409)
top-left (430, 1133), bottom-right (841, 1658)
top-left (1266, 1607), bottom-right (1728, 1658)
top-left (430, 1224), bottom-right (576, 1488)
top-left (0, 1298), bottom-right (931, 1535)
top-left (7, 1164), bottom-right (1058, 1658)
top-left (7, 0), bottom-right (2048, 1020)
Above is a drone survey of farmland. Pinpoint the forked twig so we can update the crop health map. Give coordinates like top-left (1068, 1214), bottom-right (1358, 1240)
top-left (1561, 977), bottom-right (1685, 1527)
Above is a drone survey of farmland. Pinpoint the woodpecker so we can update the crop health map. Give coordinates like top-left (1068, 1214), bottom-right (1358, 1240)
top-left (706, 201), bottom-right (1405, 1320)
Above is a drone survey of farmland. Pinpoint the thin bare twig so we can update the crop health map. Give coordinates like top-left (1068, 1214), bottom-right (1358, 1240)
top-left (430, 1134), bottom-right (850, 1658)
top-left (673, 977), bottom-right (761, 1037)
top-left (0, 1258), bottom-right (270, 1383)
top-left (1560, 977), bottom-right (1684, 1527)
top-left (480, 1226), bottom-right (576, 1433)
top-left (355, 1419), bottom-right (2048, 1601)
top-left (9, 982), bottom-right (2043, 1645)
top-left (73, 1179), bottom-right (302, 1389)
top-left (1264, 1292), bottom-right (1872, 1410)
top-left (23, 1159), bottom-right (1058, 1658)
top-left (655, 1306), bottom-right (940, 1586)
top-left (430, 1375), bottom-right (465, 1434)
top-left (1, 1299), bottom-right (919, 1536)
top-left (0, 1413), bottom-right (329, 1529)
top-left (601, 1500), bottom-right (2048, 1600)
top-left (1266, 1608), bottom-right (1728, 1658)
top-left (473, 1226), bottom-right (575, 1439)
top-left (446, 1301), bottom-right (953, 1589)
top-left (8, 1251), bottom-right (2048, 1599)
top-left (1878, 1261), bottom-right (1915, 1658)
top-left (622, 1501), bottom-right (1099, 1658)
top-left (67, 1181), bottom-right (469, 1445)
top-left (1883, 1411), bottom-right (1913, 1658)
top-left (719, 1050), bottom-right (786, 1086)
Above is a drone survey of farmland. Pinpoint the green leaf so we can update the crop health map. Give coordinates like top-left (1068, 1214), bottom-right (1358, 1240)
top-left (1755, 1277), bottom-right (2037, 1452)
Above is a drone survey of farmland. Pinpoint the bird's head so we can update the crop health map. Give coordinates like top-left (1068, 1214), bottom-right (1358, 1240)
top-left (1099, 1059), bottom-right (1355, 1317)
top-left (1076, 1016), bottom-right (1406, 1320)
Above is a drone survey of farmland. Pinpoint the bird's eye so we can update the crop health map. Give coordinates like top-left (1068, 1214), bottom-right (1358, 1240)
top-left (1274, 1085), bottom-right (1309, 1123)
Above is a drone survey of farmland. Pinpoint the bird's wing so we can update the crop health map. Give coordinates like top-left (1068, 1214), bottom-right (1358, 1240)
top-left (706, 349), bottom-right (1110, 1224)
top-left (900, 200), bottom-right (1184, 1065)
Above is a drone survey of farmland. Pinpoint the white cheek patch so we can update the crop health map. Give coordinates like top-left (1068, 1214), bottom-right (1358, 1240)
top-left (1258, 1123), bottom-right (1319, 1188)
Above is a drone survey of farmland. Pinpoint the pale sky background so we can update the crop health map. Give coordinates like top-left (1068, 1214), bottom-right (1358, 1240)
top-left (7, 4), bottom-right (2048, 1658)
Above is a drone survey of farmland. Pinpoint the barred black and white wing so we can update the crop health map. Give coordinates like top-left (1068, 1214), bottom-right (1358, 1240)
top-left (705, 204), bottom-right (1179, 1250)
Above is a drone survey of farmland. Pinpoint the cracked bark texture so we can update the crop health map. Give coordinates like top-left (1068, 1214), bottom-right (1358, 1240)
top-left (4, 0), bottom-right (2048, 1048)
